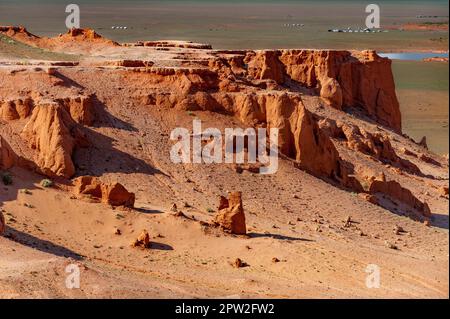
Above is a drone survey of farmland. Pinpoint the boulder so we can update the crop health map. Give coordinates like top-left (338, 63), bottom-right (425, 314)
top-left (73, 176), bottom-right (135, 208)
top-left (102, 183), bottom-right (135, 208)
top-left (73, 176), bottom-right (102, 198)
top-left (214, 192), bottom-right (246, 235)
top-left (132, 230), bottom-right (151, 248)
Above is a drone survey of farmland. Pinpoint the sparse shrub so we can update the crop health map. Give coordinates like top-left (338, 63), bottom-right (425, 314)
top-left (41, 179), bottom-right (53, 188)
top-left (1, 172), bottom-right (12, 185)
top-left (206, 207), bottom-right (215, 213)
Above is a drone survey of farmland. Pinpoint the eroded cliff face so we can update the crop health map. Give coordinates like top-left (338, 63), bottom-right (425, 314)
top-left (20, 101), bottom-right (88, 178)
top-left (0, 27), bottom-right (442, 220)
top-left (0, 136), bottom-right (16, 170)
top-left (243, 50), bottom-right (401, 131)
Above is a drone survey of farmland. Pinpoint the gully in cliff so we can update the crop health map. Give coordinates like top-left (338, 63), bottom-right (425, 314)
top-left (170, 120), bottom-right (279, 174)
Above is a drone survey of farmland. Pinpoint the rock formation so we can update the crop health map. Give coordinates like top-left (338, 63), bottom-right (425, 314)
top-left (0, 97), bottom-right (33, 121)
top-left (20, 101), bottom-right (86, 178)
top-left (320, 120), bottom-right (421, 174)
top-left (239, 50), bottom-right (401, 130)
top-left (73, 176), bottom-right (135, 208)
top-left (369, 179), bottom-right (432, 218)
top-left (56, 95), bottom-right (95, 126)
top-left (214, 192), bottom-right (246, 235)
top-left (132, 230), bottom-right (151, 248)
top-left (0, 210), bottom-right (5, 235)
top-left (0, 26), bottom-right (442, 224)
top-left (0, 136), bottom-right (16, 170)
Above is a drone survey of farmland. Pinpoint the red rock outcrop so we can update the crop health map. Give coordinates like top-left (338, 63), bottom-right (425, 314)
top-left (214, 192), bottom-right (246, 235)
top-left (108, 60), bottom-right (154, 68)
top-left (0, 26), bottom-right (118, 51)
top-left (73, 176), bottom-right (135, 208)
top-left (73, 176), bottom-right (103, 197)
top-left (0, 211), bottom-right (5, 235)
top-left (242, 50), bottom-right (401, 130)
top-left (293, 104), bottom-right (342, 178)
top-left (369, 179), bottom-right (431, 218)
top-left (0, 136), bottom-right (16, 170)
top-left (0, 97), bottom-right (33, 121)
top-left (132, 230), bottom-right (151, 248)
top-left (129, 40), bottom-right (212, 49)
top-left (59, 28), bottom-right (119, 46)
top-left (56, 95), bottom-right (94, 125)
top-left (245, 51), bottom-right (285, 84)
top-left (321, 121), bottom-right (421, 174)
top-left (20, 101), bottom-right (87, 178)
top-left (0, 26), bottom-right (40, 46)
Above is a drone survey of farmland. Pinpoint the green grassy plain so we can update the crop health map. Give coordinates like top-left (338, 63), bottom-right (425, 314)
top-left (393, 60), bottom-right (449, 154)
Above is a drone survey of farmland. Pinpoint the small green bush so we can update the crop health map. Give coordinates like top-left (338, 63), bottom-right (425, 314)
top-left (1, 173), bottom-right (12, 185)
top-left (41, 179), bottom-right (53, 188)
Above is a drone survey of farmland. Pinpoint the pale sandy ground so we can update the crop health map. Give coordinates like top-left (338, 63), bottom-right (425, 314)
top-left (0, 31), bottom-right (448, 299)
top-left (399, 89), bottom-right (449, 155)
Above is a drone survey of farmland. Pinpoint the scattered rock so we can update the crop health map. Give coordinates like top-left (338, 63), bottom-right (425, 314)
top-left (394, 225), bottom-right (405, 235)
top-left (173, 211), bottom-right (187, 218)
top-left (272, 257), bottom-right (280, 263)
top-left (344, 216), bottom-right (352, 227)
top-left (170, 203), bottom-right (178, 212)
top-left (232, 258), bottom-right (247, 268)
top-left (73, 176), bottom-right (135, 207)
top-left (115, 229), bottom-right (121, 235)
top-left (385, 241), bottom-right (398, 250)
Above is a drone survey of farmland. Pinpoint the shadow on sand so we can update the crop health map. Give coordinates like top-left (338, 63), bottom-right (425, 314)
top-left (151, 242), bottom-right (174, 251)
top-left (4, 227), bottom-right (84, 260)
top-left (247, 232), bottom-right (314, 242)
top-left (430, 213), bottom-right (449, 230)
